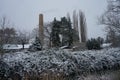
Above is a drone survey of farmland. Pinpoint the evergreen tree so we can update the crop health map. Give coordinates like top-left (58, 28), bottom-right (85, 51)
top-left (60, 17), bottom-right (73, 47)
top-left (97, 37), bottom-right (104, 45)
top-left (86, 38), bottom-right (102, 50)
top-left (60, 17), bottom-right (68, 46)
top-left (67, 18), bottom-right (73, 47)
top-left (28, 37), bottom-right (42, 51)
top-left (50, 17), bottom-right (78, 48)
top-left (50, 18), bottom-right (61, 47)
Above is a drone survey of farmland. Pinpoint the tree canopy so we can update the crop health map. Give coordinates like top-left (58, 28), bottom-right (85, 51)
top-left (50, 17), bottom-right (77, 48)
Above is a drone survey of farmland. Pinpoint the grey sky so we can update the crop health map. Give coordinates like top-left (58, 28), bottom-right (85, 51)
top-left (0, 0), bottom-right (107, 38)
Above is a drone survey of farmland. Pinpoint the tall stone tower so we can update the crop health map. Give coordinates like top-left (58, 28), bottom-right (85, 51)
top-left (39, 14), bottom-right (44, 46)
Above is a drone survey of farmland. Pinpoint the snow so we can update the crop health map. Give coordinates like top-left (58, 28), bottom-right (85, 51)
top-left (59, 34), bottom-right (63, 42)
top-left (3, 44), bottom-right (31, 50)
top-left (60, 46), bottom-right (68, 49)
top-left (101, 43), bottom-right (111, 48)
top-left (1, 48), bottom-right (120, 79)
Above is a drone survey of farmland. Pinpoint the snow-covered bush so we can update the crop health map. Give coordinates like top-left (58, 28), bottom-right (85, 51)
top-left (0, 60), bottom-right (10, 79)
top-left (1, 48), bottom-right (120, 80)
top-left (0, 59), bottom-right (22, 80)
top-left (28, 37), bottom-right (42, 51)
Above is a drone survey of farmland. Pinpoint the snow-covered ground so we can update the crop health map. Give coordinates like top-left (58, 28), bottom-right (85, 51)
top-left (3, 44), bottom-right (31, 50)
top-left (1, 48), bottom-right (120, 79)
top-left (101, 43), bottom-right (112, 48)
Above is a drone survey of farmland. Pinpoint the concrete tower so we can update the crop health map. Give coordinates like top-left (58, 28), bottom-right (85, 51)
top-left (39, 14), bottom-right (44, 46)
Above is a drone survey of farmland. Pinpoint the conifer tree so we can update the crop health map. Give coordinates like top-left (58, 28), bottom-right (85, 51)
top-left (67, 17), bottom-right (73, 47)
top-left (50, 18), bottom-right (61, 47)
top-left (28, 37), bottom-right (42, 51)
top-left (50, 17), bottom-right (78, 48)
top-left (60, 17), bottom-right (73, 47)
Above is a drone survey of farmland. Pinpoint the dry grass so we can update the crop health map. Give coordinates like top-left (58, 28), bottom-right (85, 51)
top-left (23, 70), bottom-right (120, 80)
top-left (6, 70), bottom-right (120, 80)
top-left (23, 71), bottom-right (66, 80)
top-left (78, 70), bottom-right (120, 80)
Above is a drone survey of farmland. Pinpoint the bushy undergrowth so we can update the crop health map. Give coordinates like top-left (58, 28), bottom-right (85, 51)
top-left (0, 48), bottom-right (120, 80)
top-left (86, 38), bottom-right (103, 50)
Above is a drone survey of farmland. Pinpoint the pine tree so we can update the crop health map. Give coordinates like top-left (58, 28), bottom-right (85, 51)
top-left (67, 17), bottom-right (73, 47)
top-left (50, 18), bottom-right (61, 47)
top-left (50, 17), bottom-right (78, 48)
top-left (60, 17), bottom-right (73, 47)
top-left (60, 17), bottom-right (68, 46)
top-left (28, 37), bottom-right (42, 51)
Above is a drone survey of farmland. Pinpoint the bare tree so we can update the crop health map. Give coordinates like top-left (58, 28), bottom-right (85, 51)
top-left (30, 27), bottom-right (39, 38)
top-left (73, 10), bottom-right (78, 33)
top-left (1, 27), bottom-right (17, 44)
top-left (99, 0), bottom-right (120, 47)
top-left (44, 22), bottom-right (52, 48)
top-left (79, 10), bottom-right (87, 42)
top-left (66, 12), bottom-right (70, 21)
top-left (17, 31), bottom-right (29, 49)
top-left (0, 16), bottom-right (16, 52)
top-left (0, 17), bottom-right (7, 47)
top-left (30, 22), bottom-right (52, 48)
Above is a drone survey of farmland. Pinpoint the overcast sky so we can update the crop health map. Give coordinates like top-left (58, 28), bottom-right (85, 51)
top-left (0, 0), bottom-right (107, 38)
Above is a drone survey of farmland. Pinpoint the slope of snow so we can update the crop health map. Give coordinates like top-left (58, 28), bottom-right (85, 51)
top-left (1, 48), bottom-right (120, 79)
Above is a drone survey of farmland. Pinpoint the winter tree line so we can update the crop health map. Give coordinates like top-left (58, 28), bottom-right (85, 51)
top-left (99, 0), bottom-right (120, 47)
top-left (30, 10), bottom-right (89, 51)
top-left (50, 17), bottom-right (77, 47)
top-left (86, 0), bottom-right (120, 49)
top-left (0, 0), bottom-right (120, 53)
top-left (29, 15), bottom-right (80, 51)
top-left (0, 17), bottom-right (30, 52)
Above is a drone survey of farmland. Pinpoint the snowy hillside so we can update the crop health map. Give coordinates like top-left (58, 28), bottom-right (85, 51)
top-left (1, 48), bottom-right (120, 79)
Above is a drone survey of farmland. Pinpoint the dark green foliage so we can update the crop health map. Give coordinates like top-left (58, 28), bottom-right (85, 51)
top-left (28, 37), bottom-right (42, 51)
top-left (0, 44), bottom-right (4, 53)
top-left (72, 29), bottom-right (79, 42)
top-left (86, 38), bottom-right (102, 50)
top-left (0, 60), bottom-right (22, 80)
top-left (50, 17), bottom-right (76, 48)
top-left (50, 18), bottom-right (61, 47)
top-left (97, 37), bottom-right (104, 45)
top-left (66, 18), bottom-right (73, 47)
top-left (60, 17), bottom-right (73, 47)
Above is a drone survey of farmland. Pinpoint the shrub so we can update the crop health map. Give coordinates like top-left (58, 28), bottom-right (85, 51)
top-left (86, 38), bottom-right (102, 50)
top-left (28, 37), bottom-right (42, 51)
